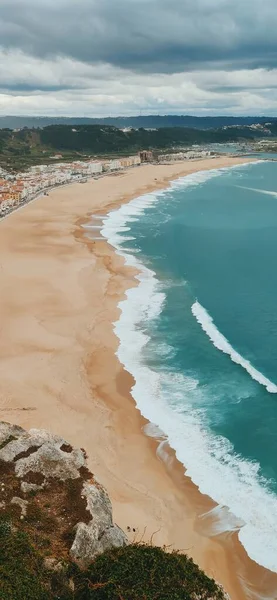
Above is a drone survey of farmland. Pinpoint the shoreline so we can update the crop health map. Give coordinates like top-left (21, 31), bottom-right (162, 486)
top-left (0, 156), bottom-right (276, 599)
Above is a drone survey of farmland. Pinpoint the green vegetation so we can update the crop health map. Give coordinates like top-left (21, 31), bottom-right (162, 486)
top-left (74, 544), bottom-right (225, 600)
top-left (39, 123), bottom-right (257, 154)
top-left (0, 516), bottom-right (225, 600)
top-left (0, 519), bottom-right (51, 600)
top-left (0, 121), bottom-right (275, 171)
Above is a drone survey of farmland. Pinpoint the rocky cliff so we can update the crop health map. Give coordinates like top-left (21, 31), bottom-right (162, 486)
top-left (0, 421), bottom-right (228, 600)
top-left (0, 421), bottom-right (127, 568)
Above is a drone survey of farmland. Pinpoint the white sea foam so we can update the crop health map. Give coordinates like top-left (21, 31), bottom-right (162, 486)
top-left (237, 185), bottom-right (277, 198)
top-left (143, 423), bottom-right (166, 439)
top-left (101, 163), bottom-right (277, 575)
top-left (192, 301), bottom-right (277, 394)
top-left (199, 505), bottom-right (245, 536)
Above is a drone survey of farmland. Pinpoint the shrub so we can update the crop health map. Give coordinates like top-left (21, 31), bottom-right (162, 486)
top-left (0, 518), bottom-right (49, 600)
top-left (73, 544), bottom-right (225, 600)
top-left (0, 517), bottom-right (225, 600)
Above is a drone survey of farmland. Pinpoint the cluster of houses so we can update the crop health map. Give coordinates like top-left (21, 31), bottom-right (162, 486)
top-left (0, 155), bottom-right (141, 216)
top-left (0, 148), bottom-right (216, 217)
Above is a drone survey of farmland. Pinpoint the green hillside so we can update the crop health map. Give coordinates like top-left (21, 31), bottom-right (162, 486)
top-left (0, 122), bottom-right (273, 171)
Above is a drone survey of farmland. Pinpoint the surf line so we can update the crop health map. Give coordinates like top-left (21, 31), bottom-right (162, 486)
top-left (191, 301), bottom-right (277, 394)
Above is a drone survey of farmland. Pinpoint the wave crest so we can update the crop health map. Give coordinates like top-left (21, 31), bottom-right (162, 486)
top-left (192, 301), bottom-right (277, 394)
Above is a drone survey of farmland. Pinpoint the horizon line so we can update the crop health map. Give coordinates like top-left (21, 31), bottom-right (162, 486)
top-left (1, 113), bottom-right (277, 119)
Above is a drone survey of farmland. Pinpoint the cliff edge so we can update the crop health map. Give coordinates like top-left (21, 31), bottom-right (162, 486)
top-left (0, 421), bottom-right (127, 567)
top-left (0, 421), bottom-right (228, 600)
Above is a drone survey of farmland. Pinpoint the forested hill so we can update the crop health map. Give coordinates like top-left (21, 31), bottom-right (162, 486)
top-left (38, 124), bottom-right (264, 152)
top-left (41, 122), bottom-right (277, 150)
top-left (1, 122), bottom-right (277, 170)
top-left (2, 121), bottom-right (277, 154)
top-left (0, 114), bottom-right (277, 130)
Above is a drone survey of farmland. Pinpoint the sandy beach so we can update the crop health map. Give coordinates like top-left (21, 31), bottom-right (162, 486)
top-left (1, 155), bottom-right (277, 599)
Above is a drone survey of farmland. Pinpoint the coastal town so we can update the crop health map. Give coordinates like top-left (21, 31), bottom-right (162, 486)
top-left (0, 156), bottom-right (138, 217)
top-left (0, 149), bottom-right (212, 217)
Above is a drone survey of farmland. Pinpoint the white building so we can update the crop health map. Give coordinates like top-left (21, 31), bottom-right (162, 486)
top-left (87, 161), bottom-right (103, 175)
top-left (108, 159), bottom-right (122, 171)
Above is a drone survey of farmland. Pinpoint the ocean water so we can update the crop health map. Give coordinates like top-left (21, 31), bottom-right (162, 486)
top-left (101, 160), bottom-right (277, 573)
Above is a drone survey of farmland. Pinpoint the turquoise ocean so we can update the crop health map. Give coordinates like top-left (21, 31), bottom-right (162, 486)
top-left (101, 159), bottom-right (277, 573)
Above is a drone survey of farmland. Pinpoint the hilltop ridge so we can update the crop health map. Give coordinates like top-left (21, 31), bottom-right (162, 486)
top-left (0, 114), bottom-right (277, 130)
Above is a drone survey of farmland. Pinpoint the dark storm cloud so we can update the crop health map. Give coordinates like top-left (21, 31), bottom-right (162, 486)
top-left (1, 0), bottom-right (277, 117)
top-left (1, 0), bottom-right (277, 74)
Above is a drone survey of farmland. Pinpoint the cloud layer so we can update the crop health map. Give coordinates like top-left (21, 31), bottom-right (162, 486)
top-left (1, 0), bottom-right (277, 116)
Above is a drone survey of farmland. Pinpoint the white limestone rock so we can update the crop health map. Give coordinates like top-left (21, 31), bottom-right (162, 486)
top-left (71, 481), bottom-right (128, 566)
top-left (0, 421), bottom-right (25, 447)
top-left (11, 496), bottom-right (28, 517)
top-left (0, 420), bottom-right (128, 567)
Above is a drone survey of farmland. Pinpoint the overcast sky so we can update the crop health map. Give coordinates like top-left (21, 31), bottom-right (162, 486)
top-left (1, 0), bottom-right (277, 116)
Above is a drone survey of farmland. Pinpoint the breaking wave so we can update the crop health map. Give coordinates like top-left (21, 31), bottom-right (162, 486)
top-left (101, 163), bottom-right (277, 574)
top-left (192, 301), bottom-right (277, 394)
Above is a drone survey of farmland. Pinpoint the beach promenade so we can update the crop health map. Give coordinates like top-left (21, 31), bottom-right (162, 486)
top-left (0, 155), bottom-right (276, 600)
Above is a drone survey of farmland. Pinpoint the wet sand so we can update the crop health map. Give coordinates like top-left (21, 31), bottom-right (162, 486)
top-left (0, 157), bottom-right (277, 599)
